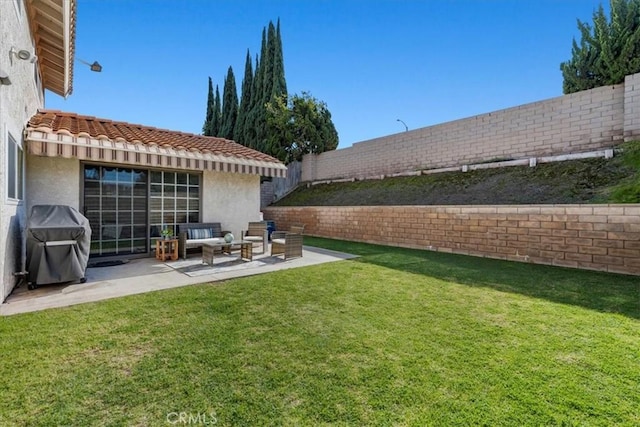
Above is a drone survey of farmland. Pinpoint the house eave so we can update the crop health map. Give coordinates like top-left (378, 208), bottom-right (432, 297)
top-left (27, 0), bottom-right (76, 97)
top-left (25, 129), bottom-right (287, 178)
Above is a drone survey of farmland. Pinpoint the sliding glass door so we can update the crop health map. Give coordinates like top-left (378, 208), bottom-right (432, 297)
top-left (83, 165), bottom-right (201, 258)
top-left (149, 171), bottom-right (200, 245)
top-left (84, 166), bottom-right (148, 256)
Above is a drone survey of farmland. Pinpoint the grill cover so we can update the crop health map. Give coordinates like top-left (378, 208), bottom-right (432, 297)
top-left (26, 205), bottom-right (92, 285)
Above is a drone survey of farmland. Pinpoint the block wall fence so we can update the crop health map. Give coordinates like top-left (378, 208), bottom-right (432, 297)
top-left (302, 72), bottom-right (640, 182)
top-left (263, 205), bottom-right (640, 276)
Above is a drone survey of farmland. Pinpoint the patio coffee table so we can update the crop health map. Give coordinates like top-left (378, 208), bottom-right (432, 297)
top-left (202, 240), bottom-right (253, 265)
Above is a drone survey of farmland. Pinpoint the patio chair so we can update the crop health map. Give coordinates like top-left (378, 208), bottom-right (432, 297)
top-left (242, 221), bottom-right (268, 254)
top-left (270, 223), bottom-right (305, 260)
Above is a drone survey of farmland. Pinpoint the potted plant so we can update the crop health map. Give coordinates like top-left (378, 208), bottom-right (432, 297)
top-left (161, 227), bottom-right (173, 240)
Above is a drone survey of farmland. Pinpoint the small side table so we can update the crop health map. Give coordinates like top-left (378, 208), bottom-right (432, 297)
top-left (156, 238), bottom-right (178, 261)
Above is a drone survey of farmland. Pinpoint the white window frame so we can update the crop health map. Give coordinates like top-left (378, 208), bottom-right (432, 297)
top-left (6, 131), bottom-right (24, 203)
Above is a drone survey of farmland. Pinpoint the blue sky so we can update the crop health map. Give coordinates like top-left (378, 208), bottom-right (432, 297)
top-left (47, 0), bottom-right (608, 149)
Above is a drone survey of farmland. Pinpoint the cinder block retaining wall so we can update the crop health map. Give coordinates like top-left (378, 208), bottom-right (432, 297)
top-left (302, 73), bottom-right (640, 182)
top-left (263, 205), bottom-right (640, 276)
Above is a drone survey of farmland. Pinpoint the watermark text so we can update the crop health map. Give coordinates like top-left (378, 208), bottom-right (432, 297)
top-left (166, 411), bottom-right (217, 425)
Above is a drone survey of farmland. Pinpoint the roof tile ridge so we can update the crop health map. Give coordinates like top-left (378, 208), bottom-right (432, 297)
top-left (154, 128), bottom-right (231, 142)
top-left (35, 111), bottom-right (233, 143)
top-left (61, 113), bottom-right (173, 135)
top-left (41, 110), bottom-right (82, 119)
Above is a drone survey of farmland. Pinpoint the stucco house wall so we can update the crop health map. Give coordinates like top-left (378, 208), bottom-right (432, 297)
top-left (25, 156), bottom-right (262, 253)
top-left (201, 170), bottom-right (261, 237)
top-left (26, 156), bottom-right (81, 212)
top-left (0, 0), bottom-right (44, 301)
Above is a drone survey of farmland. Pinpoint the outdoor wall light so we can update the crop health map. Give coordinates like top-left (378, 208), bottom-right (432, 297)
top-left (0, 69), bottom-right (11, 85)
top-left (77, 58), bottom-right (102, 72)
top-left (9, 47), bottom-right (37, 63)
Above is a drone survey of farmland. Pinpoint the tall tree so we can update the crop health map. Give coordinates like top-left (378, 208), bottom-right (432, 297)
top-left (211, 85), bottom-right (222, 137)
top-left (202, 77), bottom-right (215, 136)
top-left (247, 28), bottom-right (269, 151)
top-left (220, 66), bottom-right (239, 140)
top-left (272, 19), bottom-right (287, 97)
top-left (266, 92), bottom-right (339, 163)
top-left (261, 22), bottom-right (276, 103)
top-left (203, 19), bottom-right (288, 152)
top-left (244, 53), bottom-right (262, 149)
top-left (561, 0), bottom-right (640, 94)
top-left (250, 20), bottom-right (288, 153)
top-left (234, 50), bottom-right (253, 145)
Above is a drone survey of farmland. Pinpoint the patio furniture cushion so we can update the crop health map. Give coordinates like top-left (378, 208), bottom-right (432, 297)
top-left (187, 237), bottom-right (225, 246)
top-left (187, 228), bottom-right (215, 240)
top-left (177, 222), bottom-right (225, 259)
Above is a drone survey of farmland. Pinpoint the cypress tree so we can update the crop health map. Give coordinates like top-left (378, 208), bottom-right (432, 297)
top-left (273, 19), bottom-right (287, 97)
top-left (203, 77), bottom-right (214, 136)
top-left (234, 50), bottom-right (253, 145)
top-left (220, 66), bottom-right (239, 140)
top-left (250, 20), bottom-right (289, 153)
top-left (204, 19), bottom-right (289, 154)
top-left (245, 28), bottom-right (267, 151)
top-left (256, 27), bottom-right (268, 99)
top-left (211, 85), bottom-right (222, 137)
top-left (261, 19), bottom-right (289, 158)
top-left (261, 22), bottom-right (276, 103)
top-left (244, 53), bottom-right (261, 149)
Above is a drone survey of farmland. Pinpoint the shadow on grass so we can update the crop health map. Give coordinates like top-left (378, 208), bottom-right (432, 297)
top-left (305, 236), bottom-right (640, 320)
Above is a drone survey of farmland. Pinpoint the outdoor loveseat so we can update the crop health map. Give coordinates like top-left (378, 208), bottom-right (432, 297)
top-left (177, 222), bottom-right (230, 259)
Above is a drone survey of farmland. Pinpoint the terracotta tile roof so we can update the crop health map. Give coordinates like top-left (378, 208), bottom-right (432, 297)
top-left (28, 110), bottom-right (282, 164)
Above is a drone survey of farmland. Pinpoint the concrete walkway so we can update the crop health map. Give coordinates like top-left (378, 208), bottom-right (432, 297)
top-left (1, 245), bottom-right (356, 316)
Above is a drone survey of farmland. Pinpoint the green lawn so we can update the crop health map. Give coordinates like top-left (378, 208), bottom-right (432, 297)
top-left (1, 237), bottom-right (638, 426)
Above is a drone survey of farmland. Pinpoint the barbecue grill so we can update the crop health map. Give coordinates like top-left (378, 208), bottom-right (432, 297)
top-left (26, 205), bottom-right (92, 290)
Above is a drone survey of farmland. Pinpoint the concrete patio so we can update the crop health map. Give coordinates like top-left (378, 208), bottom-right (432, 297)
top-left (0, 245), bottom-right (356, 316)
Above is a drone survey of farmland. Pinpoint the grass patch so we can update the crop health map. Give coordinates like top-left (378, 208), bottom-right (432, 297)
top-left (0, 239), bottom-right (638, 425)
top-left (275, 143), bottom-right (640, 206)
top-left (609, 141), bottom-right (640, 202)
